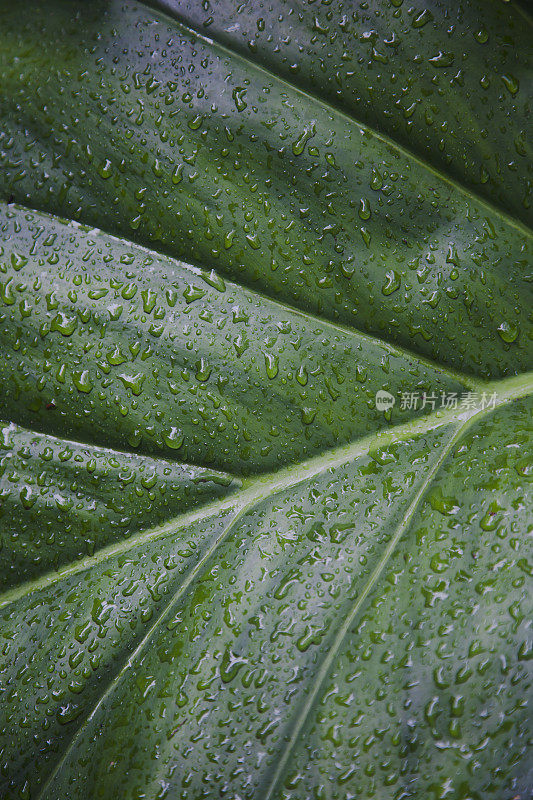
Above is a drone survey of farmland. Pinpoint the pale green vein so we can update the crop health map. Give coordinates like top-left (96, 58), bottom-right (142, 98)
top-left (101, 205), bottom-right (484, 392)
top-left (255, 275), bottom-right (481, 393)
top-left (516, 2), bottom-right (533, 27)
top-left (2, 199), bottom-right (481, 393)
top-left (262, 383), bottom-right (524, 800)
top-left (1, 370), bottom-right (531, 611)
top-left (34, 501), bottom-right (253, 800)
top-left (144, 0), bottom-right (533, 239)
top-left (23, 370), bottom-right (533, 800)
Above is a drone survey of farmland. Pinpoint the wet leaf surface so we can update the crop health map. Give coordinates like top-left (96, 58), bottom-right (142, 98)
top-left (0, 1), bottom-right (531, 798)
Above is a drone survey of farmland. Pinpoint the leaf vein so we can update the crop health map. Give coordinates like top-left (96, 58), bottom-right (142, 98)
top-left (143, 0), bottom-right (532, 238)
top-left (262, 413), bottom-right (478, 799)
top-left (33, 501), bottom-right (253, 800)
top-left (1, 371), bottom-right (530, 611)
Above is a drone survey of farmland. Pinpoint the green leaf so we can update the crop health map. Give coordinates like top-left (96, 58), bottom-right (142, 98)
top-left (0, 0), bottom-right (531, 377)
top-left (145, 0), bottom-right (533, 226)
top-left (0, 1), bottom-right (531, 799)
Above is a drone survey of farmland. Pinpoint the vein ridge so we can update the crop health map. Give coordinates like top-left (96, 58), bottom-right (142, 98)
top-left (33, 502), bottom-right (252, 800)
top-left (262, 408), bottom-right (483, 798)
top-left (1, 370), bottom-right (530, 610)
top-left (143, 0), bottom-right (533, 238)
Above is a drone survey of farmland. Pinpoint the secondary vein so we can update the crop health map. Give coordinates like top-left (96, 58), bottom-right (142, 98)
top-left (261, 379), bottom-right (532, 797)
top-left (33, 502), bottom-right (253, 800)
top-left (1, 370), bottom-right (530, 610)
top-left (262, 416), bottom-right (468, 800)
top-left (144, 0), bottom-right (533, 239)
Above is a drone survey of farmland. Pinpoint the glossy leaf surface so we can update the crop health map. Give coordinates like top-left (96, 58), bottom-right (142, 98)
top-left (0, 1), bottom-right (532, 799)
top-left (0, 0), bottom-right (531, 376)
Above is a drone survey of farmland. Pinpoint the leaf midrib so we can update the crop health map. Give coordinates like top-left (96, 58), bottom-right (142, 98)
top-left (2, 370), bottom-right (531, 612)
top-left (29, 369), bottom-right (533, 800)
top-left (144, 0), bottom-right (533, 239)
top-left (1, 4), bottom-right (530, 794)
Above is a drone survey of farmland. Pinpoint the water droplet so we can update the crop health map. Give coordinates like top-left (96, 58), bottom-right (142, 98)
top-left (98, 158), bottom-right (113, 179)
top-left (501, 74), bottom-right (519, 96)
top-left (497, 320), bottom-right (519, 343)
top-left (264, 352), bottom-right (279, 379)
top-left (72, 370), bottom-right (93, 393)
top-left (382, 270), bottom-right (401, 296)
top-left (164, 427), bottom-right (184, 449)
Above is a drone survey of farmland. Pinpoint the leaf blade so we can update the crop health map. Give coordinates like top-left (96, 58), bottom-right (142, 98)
top-left (2, 393), bottom-right (528, 800)
top-left (0, 1), bottom-right (531, 798)
top-left (145, 0), bottom-right (533, 226)
top-left (0, 1), bottom-right (531, 376)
